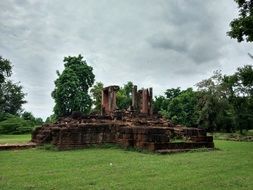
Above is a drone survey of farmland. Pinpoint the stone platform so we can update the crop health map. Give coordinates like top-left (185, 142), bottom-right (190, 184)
top-left (32, 115), bottom-right (214, 152)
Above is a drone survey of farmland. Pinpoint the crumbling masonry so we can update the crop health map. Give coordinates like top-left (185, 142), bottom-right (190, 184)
top-left (32, 85), bottom-right (214, 153)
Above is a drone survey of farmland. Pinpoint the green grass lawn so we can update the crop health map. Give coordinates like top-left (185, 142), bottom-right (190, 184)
top-left (0, 134), bottom-right (31, 144)
top-left (0, 140), bottom-right (252, 190)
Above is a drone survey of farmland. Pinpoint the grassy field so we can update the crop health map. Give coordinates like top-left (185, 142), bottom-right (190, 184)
top-left (0, 134), bottom-right (31, 144)
top-left (0, 138), bottom-right (253, 190)
top-left (210, 130), bottom-right (253, 141)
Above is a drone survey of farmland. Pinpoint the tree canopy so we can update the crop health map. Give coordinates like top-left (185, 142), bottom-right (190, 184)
top-left (0, 56), bottom-right (12, 84)
top-left (52, 55), bottom-right (95, 117)
top-left (227, 0), bottom-right (253, 42)
top-left (0, 56), bottom-right (26, 116)
top-left (154, 65), bottom-right (253, 133)
top-left (116, 81), bottom-right (133, 110)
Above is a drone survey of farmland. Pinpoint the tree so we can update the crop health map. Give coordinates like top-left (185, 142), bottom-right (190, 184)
top-left (22, 111), bottom-right (43, 125)
top-left (235, 65), bottom-right (253, 96)
top-left (0, 56), bottom-right (12, 84)
top-left (52, 55), bottom-right (95, 118)
top-left (227, 0), bottom-right (253, 42)
top-left (35, 117), bottom-right (44, 125)
top-left (165, 87), bottom-right (182, 100)
top-left (153, 95), bottom-right (169, 114)
top-left (0, 56), bottom-right (26, 116)
top-left (116, 81), bottom-right (133, 110)
top-left (45, 114), bottom-right (57, 124)
top-left (223, 65), bottom-right (253, 133)
top-left (90, 82), bottom-right (104, 113)
top-left (0, 81), bottom-right (26, 115)
top-left (167, 88), bottom-right (199, 126)
top-left (153, 88), bottom-right (182, 118)
top-left (196, 71), bottom-right (236, 132)
top-left (22, 111), bottom-right (36, 122)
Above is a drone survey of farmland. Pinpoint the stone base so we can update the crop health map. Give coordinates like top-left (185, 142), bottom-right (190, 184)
top-left (32, 116), bottom-right (214, 152)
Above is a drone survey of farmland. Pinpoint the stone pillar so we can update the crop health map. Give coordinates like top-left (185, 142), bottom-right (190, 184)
top-left (141, 89), bottom-right (148, 114)
top-left (138, 88), bottom-right (153, 115)
top-left (132, 85), bottom-right (138, 110)
top-left (101, 89), bottom-right (108, 115)
top-left (101, 86), bottom-right (119, 115)
top-left (148, 88), bottom-right (153, 115)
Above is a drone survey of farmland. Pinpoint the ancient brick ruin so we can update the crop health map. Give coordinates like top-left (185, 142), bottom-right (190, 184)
top-left (131, 85), bottom-right (153, 115)
top-left (32, 85), bottom-right (214, 153)
top-left (101, 85), bottom-right (119, 115)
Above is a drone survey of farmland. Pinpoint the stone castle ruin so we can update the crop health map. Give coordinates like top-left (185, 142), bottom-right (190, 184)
top-left (32, 85), bottom-right (214, 153)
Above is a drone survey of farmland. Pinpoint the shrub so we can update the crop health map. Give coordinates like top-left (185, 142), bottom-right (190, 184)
top-left (0, 114), bottom-right (34, 134)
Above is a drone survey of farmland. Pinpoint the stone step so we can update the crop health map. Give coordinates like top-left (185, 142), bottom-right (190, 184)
top-left (0, 142), bottom-right (37, 151)
top-left (156, 148), bottom-right (214, 154)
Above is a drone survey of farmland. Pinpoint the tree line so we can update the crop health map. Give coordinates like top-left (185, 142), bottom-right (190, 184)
top-left (153, 66), bottom-right (253, 133)
top-left (91, 66), bottom-right (253, 133)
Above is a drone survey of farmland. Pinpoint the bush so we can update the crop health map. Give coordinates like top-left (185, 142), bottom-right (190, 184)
top-left (0, 114), bottom-right (34, 134)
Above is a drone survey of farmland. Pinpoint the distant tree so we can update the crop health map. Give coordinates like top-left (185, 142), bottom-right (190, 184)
top-left (0, 114), bottom-right (34, 134)
top-left (52, 55), bottom-right (95, 118)
top-left (21, 111), bottom-right (43, 125)
top-left (153, 88), bottom-right (182, 118)
top-left (45, 114), bottom-right (57, 124)
top-left (227, 0), bottom-right (253, 42)
top-left (116, 81), bottom-right (133, 110)
top-left (90, 82), bottom-right (104, 113)
top-left (235, 65), bottom-right (253, 96)
top-left (224, 65), bottom-right (253, 133)
top-left (196, 71), bottom-right (236, 132)
top-left (165, 87), bottom-right (182, 100)
top-left (22, 111), bottom-right (36, 121)
top-left (153, 95), bottom-right (169, 114)
top-left (35, 117), bottom-right (44, 125)
top-left (0, 57), bottom-right (26, 116)
top-left (0, 56), bottom-right (12, 84)
top-left (167, 88), bottom-right (199, 126)
top-left (1, 80), bottom-right (26, 115)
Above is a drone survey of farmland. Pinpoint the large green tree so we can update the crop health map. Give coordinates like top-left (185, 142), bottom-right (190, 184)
top-left (223, 65), bottom-right (253, 133)
top-left (228, 0), bottom-right (253, 42)
top-left (196, 67), bottom-right (253, 133)
top-left (0, 56), bottom-right (26, 116)
top-left (196, 71), bottom-right (236, 132)
top-left (1, 81), bottom-right (26, 115)
top-left (52, 55), bottom-right (95, 117)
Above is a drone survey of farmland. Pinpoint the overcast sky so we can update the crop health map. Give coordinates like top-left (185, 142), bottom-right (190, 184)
top-left (0, 0), bottom-right (252, 119)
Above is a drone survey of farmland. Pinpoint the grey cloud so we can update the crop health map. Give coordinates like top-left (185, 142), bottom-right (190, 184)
top-left (147, 1), bottom-right (224, 65)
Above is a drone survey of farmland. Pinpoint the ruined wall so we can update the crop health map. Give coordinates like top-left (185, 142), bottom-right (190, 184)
top-left (32, 117), bottom-right (214, 152)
